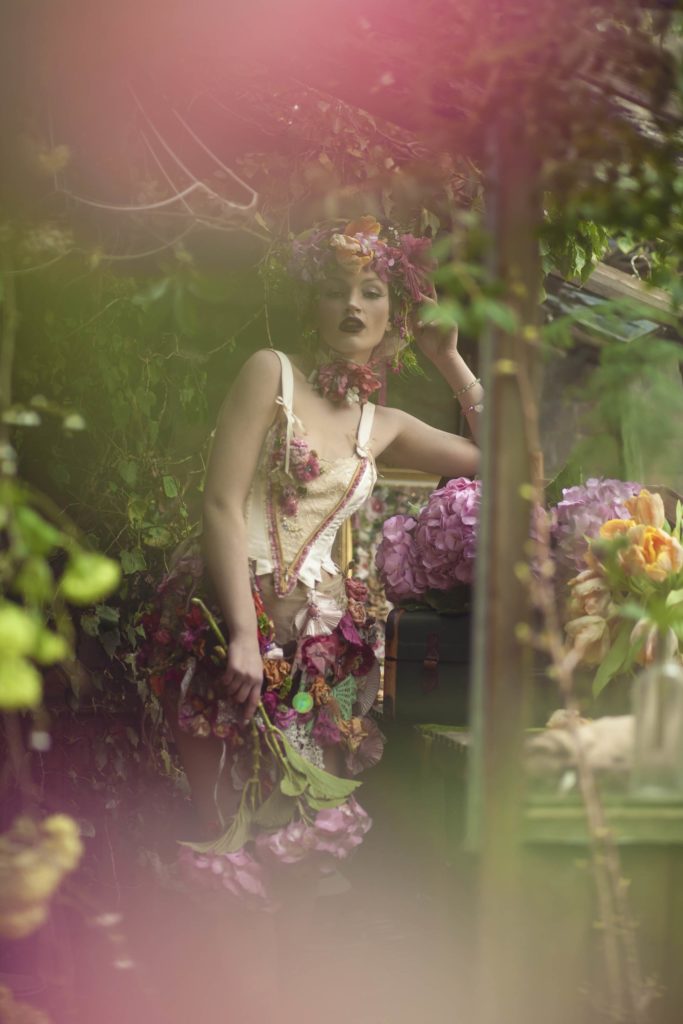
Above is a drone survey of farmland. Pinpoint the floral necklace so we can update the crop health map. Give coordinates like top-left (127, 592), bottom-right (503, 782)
top-left (309, 357), bottom-right (382, 406)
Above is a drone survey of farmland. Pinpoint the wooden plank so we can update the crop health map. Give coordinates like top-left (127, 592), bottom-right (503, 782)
top-left (550, 263), bottom-right (673, 317)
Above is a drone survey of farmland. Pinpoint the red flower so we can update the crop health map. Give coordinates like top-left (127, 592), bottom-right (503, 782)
top-left (336, 613), bottom-right (376, 678)
top-left (149, 673), bottom-right (164, 696)
top-left (315, 361), bottom-right (381, 406)
top-left (300, 633), bottom-right (344, 677)
top-left (344, 577), bottom-right (369, 603)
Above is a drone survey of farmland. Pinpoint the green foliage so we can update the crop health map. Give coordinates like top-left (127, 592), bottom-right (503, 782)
top-left (567, 334), bottom-right (683, 483)
top-left (541, 212), bottom-right (612, 283)
top-left (0, 480), bottom-right (120, 711)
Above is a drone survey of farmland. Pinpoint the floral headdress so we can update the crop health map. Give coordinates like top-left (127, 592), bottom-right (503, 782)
top-left (285, 215), bottom-right (436, 365)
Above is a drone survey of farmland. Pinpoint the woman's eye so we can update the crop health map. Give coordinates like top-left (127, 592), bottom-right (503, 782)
top-left (364, 291), bottom-right (382, 299)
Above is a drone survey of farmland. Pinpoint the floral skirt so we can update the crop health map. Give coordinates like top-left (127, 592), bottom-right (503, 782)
top-left (138, 539), bottom-right (386, 781)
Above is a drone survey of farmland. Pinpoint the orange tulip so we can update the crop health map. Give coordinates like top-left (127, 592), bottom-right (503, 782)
top-left (599, 518), bottom-right (636, 540)
top-left (624, 489), bottom-right (666, 529)
top-left (619, 525), bottom-right (683, 583)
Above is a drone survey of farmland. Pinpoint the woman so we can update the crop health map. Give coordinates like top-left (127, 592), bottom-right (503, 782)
top-left (152, 216), bottom-right (483, 845)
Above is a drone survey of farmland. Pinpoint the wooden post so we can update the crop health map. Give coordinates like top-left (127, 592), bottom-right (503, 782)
top-left (466, 111), bottom-right (543, 1022)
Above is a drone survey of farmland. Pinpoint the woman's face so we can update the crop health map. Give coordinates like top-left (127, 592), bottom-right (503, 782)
top-left (315, 266), bottom-right (391, 362)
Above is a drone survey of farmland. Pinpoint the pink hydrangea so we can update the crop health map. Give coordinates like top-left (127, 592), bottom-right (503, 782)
top-left (375, 514), bottom-right (427, 602)
top-left (550, 477), bottom-right (642, 572)
top-left (414, 478), bottom-right (481, 589)
top-left (180, 846), bottom-right (268, 901)
top-left (311, 797), bottom-right (372, 858)
top-left (254, 798), bottom-right (372, 866)
top-left (255, 820), bottom-right (315, 864)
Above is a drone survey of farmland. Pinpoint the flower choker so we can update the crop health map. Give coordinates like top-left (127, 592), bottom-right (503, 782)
top-left (310, 359), bottom-right (382, 406)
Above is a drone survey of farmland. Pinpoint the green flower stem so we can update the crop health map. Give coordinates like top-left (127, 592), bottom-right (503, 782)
top-left (258, 706), bottom-right (293, 777)
top-left (250, 718), bottom-right (262, 810)
top-left (191, 597), bottom-right (228, 649)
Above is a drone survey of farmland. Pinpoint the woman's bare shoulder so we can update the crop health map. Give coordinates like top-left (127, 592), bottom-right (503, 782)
top-left (237, 348), bottom-right (283, 385)
top-left (369, 404), bottom-right (408, 455)
top-left (372, 404), bottom-right (409, 432)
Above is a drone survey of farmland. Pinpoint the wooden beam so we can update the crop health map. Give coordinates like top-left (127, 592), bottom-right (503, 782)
top-left (550, 263), bottom-right (673, 317)
top-left (468, 109), bottom-right (542, 1024)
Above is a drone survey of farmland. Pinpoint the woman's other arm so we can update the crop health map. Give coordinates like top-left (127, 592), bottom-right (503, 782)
top-left (375, 317), bottom-right (482, 478)
top-left (202, 349), bottom-right (281, 723)
top-left (376, 406), bottom-right (480, 478)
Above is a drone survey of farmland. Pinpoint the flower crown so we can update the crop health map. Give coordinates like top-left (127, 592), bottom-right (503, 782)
top-left (286, 215), bottom-right (436, 360)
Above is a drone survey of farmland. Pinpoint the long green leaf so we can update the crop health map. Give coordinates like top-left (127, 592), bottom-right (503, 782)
top-left (252, 788), bottom-right (296, 829)
top-left (592, 621), bottom-right (632, 698)
top-left (179, 803), bottom-right (253, 855)
top-left (280, 735), bottom-right (361, 801)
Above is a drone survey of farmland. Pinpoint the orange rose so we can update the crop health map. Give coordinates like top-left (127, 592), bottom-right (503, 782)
top-left (347, 599), bottom-right (367, 625)
top-left (565, 615), bottom-right (611, 666)
top-left (263, 659), bottom-right (292, 691)
top-left (328, 233), bottom-right (373, 271)
top-left (619, 525), bottom-right (683, 583)
top-left (343, 215), bottom-right (381, 237)
top-left (624, 489), bottom-right (666, 529)
top-left (309, 676), bottom-right (332, 706)
top-left (338, 716), bottom-right (368, 751)
top-left (567, 569), bottom-right (611, 618)
top-left (630, 619), bottom-right (679, 666)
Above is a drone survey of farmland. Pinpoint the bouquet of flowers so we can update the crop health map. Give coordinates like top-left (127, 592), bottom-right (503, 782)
top-left (375, 478), bottom-right (480, 606)
top-left (562, 486), bottom-right (683, 695)
top-left (179, 690), bottom-right (372, 906)
top-left (136, 549), bottom-right (384, 905)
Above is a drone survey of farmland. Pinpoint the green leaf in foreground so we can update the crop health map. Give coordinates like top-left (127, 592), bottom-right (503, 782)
top-left (180, 803), bottom-right (253, 855)
top-left (253, 788), bottom-right (297, 828)
top-left (61, 553), bottom-right (121, 604)
top-left (279, 735), bottom-right (361, 802)
top-left (0, 656), bottom-right (43, 710)
top-left (592, 621), bottom-right (632, 697)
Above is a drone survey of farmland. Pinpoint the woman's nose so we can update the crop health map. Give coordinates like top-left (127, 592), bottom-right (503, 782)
top-left (345, 296), bottom-right (361, 312)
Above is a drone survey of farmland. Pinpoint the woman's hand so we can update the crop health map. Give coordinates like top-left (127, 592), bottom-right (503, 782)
top-left (413, 291), bottom-right (459, 370)
top-left (222, 634), bottom-right (264, 725)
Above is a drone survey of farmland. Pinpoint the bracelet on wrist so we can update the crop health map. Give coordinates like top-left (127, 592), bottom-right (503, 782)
top-left (453, 377), bottom-right (481, 399)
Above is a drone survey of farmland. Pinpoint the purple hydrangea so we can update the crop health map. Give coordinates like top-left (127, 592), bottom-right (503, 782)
top-left (414, 478), bottom-right (481, 589)
top-left (550, 477), bottom-right (642, 572)
top-left (375, 514), bottom-right (427, 602)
